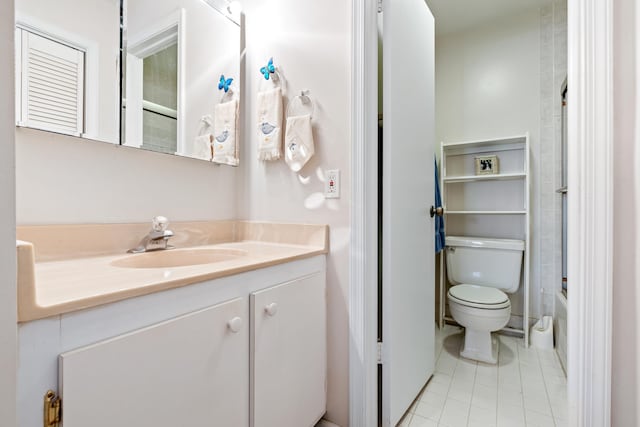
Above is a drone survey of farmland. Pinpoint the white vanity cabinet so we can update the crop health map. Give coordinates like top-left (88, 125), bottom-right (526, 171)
top-left (251, 273), bottom-right (327, 427)
top-left (59, 297), bottom-right (248, 427)
top-left (17, 256), bottom-right (326, 427)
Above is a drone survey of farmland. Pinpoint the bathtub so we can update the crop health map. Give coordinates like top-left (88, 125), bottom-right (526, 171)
top-left (554, 290), bottom-right (568, 373)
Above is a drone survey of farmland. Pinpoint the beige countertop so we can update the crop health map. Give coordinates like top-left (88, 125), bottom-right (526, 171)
top-left (17, 221), bottom-right (328, 322)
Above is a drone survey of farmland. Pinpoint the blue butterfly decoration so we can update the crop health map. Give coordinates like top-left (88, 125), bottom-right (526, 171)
top-left (218, 75), bottom-right (233, 93)
top-left (260, 57), bottom-right (276, 80)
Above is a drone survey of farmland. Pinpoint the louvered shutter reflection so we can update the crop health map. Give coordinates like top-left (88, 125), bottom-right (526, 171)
top-left (17, 28), bottom-right (85, 136)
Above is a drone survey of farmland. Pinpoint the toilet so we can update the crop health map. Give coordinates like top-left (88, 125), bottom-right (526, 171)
top-left (446, 236), bottom-right (524, 364)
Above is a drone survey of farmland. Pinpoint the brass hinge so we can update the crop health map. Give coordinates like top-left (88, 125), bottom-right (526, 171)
top-left (44, 390), bottom-right (61, 427)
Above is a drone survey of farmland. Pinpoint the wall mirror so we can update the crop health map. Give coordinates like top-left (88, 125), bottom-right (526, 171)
top-left (122, 0), bottom-right (241, 161)
top-left (14, 0), bottom-right (242, 163)
top-left (15, 0), bottom-right (120, 143)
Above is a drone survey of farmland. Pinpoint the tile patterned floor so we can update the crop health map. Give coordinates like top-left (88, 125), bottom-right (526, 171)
top-left (398, 325), bottom-right (568, 427)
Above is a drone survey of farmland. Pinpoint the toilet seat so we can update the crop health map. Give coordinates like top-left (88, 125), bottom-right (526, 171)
top-left (448, 284), bottom-right (510, 310)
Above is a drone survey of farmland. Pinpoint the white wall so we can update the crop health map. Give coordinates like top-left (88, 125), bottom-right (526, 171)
top-left (612, 0), bottom-right (639, 424)
top-left (435, 5), bottom-right (567, 323)
top-left (0, 0), bottom-right (17, 425)
top-left (16, 128), bottom-right (238, 224)
top-left (16, 0), bottom-right (120, 143)
top-left (435, 10), bottom-right (540, 146)
top-left (238, 1), bottom-right (351, 425)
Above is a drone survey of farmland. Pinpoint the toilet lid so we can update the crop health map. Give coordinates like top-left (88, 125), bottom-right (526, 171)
top-left (448, 284), bottom-right (510, 308)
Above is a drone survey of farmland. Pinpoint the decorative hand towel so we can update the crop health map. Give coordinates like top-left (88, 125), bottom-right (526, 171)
top-left (212, 99), bottom-right (239, 166)
top-left (194, 134), bottom-right (213, 160)
top-left (256, 87), bottom-right (283, 160)
top-left (284, 114), bottom-right (314, 172)
top-left (194, 115), bottom-right (214, 161)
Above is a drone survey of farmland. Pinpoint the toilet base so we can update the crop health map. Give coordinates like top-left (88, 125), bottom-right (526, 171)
top-left (460, 329), bottom-right (499, 364)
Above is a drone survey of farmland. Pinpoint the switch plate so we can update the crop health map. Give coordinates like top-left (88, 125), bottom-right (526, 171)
top-left (325, 169), bottom-right (340, 199)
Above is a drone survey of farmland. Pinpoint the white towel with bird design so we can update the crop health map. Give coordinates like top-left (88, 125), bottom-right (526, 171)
top-left (256, 87), bottom-right (283, 160)
top-left (284, 114), bottom-right (314, 172)
top-left (213, 99), bottom-right (239, 166)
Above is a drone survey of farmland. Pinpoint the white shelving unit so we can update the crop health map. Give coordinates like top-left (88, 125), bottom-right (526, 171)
top-left (438, 133), bottom-right (531, 347)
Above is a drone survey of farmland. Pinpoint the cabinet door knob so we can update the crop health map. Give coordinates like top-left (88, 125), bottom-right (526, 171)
top-left (265, 303), bottom-right (279, 316)
top-left (227, 316), bottom-right (243, 333)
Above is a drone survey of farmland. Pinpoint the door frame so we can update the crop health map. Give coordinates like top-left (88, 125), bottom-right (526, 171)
top-left (565, 0), bottom-right (613, 425)
top-left (0, 0), bottom-right (17, 425)
top-left (123, 9), bottom-right (185, 153)
top-left (348, 0), bottom-right (378, 426)
top-left (348, 0), bottom-right (614, 425)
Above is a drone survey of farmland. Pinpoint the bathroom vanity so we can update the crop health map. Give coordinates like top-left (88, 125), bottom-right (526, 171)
top-left (16, 221), bottom-right (328, 427)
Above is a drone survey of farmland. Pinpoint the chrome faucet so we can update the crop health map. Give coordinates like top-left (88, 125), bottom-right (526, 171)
top-left (128, 216), bottom-right (175, 253)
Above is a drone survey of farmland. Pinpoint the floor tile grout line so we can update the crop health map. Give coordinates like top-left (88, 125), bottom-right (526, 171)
top-left (534, 346), bottom-right (558, 426)
top-left (515, 339), bottom-right (530, 426)
top-left (499, 336), bottom-right (526, 424)
top-left (465, 354), bottom-right (479, 427)
top-left (436, 328), bottom-right (458, 425)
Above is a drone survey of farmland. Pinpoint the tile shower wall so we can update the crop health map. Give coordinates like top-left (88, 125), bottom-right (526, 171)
top-left (538, 0), bottom-right (567, 315)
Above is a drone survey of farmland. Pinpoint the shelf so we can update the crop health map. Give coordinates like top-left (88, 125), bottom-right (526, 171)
top-left (439, 133), bottom-right (531, 346)
top-left (445, 210), bottom-right (526, 215)
top-left (442, 135), bottom-right (527, 155)
top-left (442, 172), bottom-right (526, 183)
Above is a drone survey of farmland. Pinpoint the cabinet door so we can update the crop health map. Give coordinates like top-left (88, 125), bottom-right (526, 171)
top-left (251, 273), bottom-right (326, 427)
top-left (59, 298), bottom-right (248, 427)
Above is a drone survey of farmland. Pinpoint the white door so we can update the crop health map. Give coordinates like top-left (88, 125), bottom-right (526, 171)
top-left (382, 0), bottom-right (436, 425)
top-left (59, 298), bottom-right (249, 427)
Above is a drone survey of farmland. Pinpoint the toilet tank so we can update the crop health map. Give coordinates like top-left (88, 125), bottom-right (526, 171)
top-left (446, 236), bottom-right (524, 293)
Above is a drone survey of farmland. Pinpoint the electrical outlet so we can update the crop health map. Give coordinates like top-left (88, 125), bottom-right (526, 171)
top-left (325, 169), bottom-right (340, 199)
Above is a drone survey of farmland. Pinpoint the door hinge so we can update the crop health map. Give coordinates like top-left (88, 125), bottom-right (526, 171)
top-left (44, 390), bottom-right (61, 427)
top-left (377, 341), bottom-right (383, 364)
top-left (377, 0), bottom-right (383, 13)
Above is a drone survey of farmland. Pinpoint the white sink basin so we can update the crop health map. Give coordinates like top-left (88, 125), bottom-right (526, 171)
top-left (111, 248), bottom-right (248, 269)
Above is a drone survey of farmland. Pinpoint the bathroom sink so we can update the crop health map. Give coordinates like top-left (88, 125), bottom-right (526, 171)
top-left (111, 248), bottom-right (248, 269)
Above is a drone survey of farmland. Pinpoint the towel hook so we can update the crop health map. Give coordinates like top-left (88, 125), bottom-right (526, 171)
top-left (218, 74), bottom-right (234, 93)
top-left (217, 74), bottom-right (236, 103)
top-left (259, 57), bottom-right (279, 82)
top-left (286, 89), bottom-right (315, 119)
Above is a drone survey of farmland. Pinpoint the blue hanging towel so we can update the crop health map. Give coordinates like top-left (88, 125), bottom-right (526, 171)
top-left (435, 156), bottom-right (446, 253)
